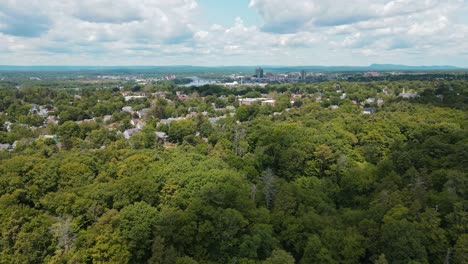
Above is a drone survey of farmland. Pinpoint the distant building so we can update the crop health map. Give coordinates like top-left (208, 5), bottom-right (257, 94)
top-left (255, 68), bottom-right (264, 78)
top-left (124, 95), bottom-right (146, 102)
top-left (365, 72), bottom-right (380, 77)
top-left (261, 100), bottom-right (276, 107)
top-left (239, 98), bottom-right (261, 106)
top-left (398, 89), bottom-right (419, 99)
top-left (300, 70), bottom-right (306, 81)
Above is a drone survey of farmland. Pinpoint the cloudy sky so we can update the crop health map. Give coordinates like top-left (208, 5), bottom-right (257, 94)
top-left (0, 0), bottom-right (467, 66)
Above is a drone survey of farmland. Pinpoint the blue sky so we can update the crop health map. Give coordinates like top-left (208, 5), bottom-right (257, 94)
top-left (0, 0), bottom-right (467, 66)
top-left (198, 0), bottom-right (261, 27)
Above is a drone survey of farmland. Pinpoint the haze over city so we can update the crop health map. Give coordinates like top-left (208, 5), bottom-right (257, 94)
top-left (1, 0), bottom-right (468, 66)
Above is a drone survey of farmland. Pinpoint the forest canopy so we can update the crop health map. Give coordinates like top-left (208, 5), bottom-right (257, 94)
top-left (0, 78), bottom-right (466, 264)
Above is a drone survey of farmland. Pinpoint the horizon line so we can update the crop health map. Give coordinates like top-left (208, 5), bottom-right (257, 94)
top-left (0, 64), bottom-right (466, 68)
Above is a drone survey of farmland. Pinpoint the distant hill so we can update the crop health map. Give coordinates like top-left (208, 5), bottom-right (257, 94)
top-left (368, 64), bottom-right (461, 71)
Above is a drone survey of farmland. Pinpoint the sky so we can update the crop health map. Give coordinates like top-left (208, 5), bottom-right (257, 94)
top-left (0, 0), bottom-right (467, 66)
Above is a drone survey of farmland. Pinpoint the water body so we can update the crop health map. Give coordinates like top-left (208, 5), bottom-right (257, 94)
top-left (180, 76), bottom-right (218, 87)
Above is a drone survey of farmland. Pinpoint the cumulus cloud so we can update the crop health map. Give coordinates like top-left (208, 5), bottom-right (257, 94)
top-left (0, 0), bottom-right (53, 37)
top-left (0, 0), bottom-right (197, 43)
top-left (248, 0), bottom-right (467, 61)
top-left (249, 0), bottom-right (455, 33)
top-left (0, 0), bottom-right (467, 66)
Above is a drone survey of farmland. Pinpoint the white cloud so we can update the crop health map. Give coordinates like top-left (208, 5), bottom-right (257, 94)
top-left (0, 0), bottom-right (197, 43)
top-left (249, 0), bottom-right (458, 32)
top-left (0, 0), bottom-right (467, 66)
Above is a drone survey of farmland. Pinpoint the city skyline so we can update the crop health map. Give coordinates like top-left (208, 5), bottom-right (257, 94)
top-left (1, 0), bottom-right (467, 67)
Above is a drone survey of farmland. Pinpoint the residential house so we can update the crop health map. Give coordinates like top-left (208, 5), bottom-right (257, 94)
top-left (123, 128), bottom-right (141, 139)
top-left (131, 119), bottom-right (146, 130)
top-left (122, 106), bottom-right (133, 113)
top-left (363, 107), bottom-right (377, 114)
top-left (125, 95), bottom-right (147, 102)
top-left (102, 115), bottom-right (112, 122)
top-left (46, 116), bottom-right (58, 125)
top-left (137, 108), bottom-right (151, 119)
top-left (0, 144), bottom-right (10, 151)
top-left (155, 132), bottom-right (169, 143)
top-left (398, 89), bottom-right (419, 99)
top-left (377, 98), bottom-right (384, 106)
top-left (3, 121), bottom-right (12, 132)
top-left (261, 100), bottom-right (276, 106)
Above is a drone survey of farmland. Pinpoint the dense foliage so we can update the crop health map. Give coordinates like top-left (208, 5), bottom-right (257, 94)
top-left (0, 78), bottom-right (466, 263)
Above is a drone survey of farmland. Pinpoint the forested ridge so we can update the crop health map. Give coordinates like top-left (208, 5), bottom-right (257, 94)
top-left (0, 79), bottom-right (466, 263)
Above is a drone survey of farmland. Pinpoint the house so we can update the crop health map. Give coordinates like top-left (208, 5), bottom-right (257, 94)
top-left (177, 92), bottom-right (189, 100)
top-left (102, 115), bottom-right (112, 122)
top-left (186, 112), bottom-right (198, 118)
top-left (377, 98), bottom-right (384, 106)
top-left (224, 81), bottom-right (239, 87)
top-left (159, 117), bottom-right (183, 125)
top-left (42, 135), bottom-right (59, 143)
top-left (208, 115), bottom-right (228, 124)
top-left (261, 100), bottom-right (276, 107)
top-left (3, 121), bottom-right (13, 132)
top-left (137, 108), bottom-right (151, 119)
top-left (46, 116), bottom-right (58, 125)
top-left (362, 107), bottom-right (377, 114)
top-left (125, 95), bottom-right (147, 102)
top-left (365, 72), bottom-right (380, 77)
top-left (38, 106), bottom-right (49, 117)
top-left (155, 132), bottom-right (169, 142)
top-left (30, 105), bottom-right (50, 117)
top-left (0, 144), bottom-right (11, 151)
top-left (122, 106), bottom-right (133, 113)
top-left (29, 104), bottom-right (39, 114)
top-left (131, 119), bottom-right (146, 129)
top-left (398, 89), bottom-right (419, 99)
top-left (239, 98), bottom-right (260, 106)
top-left (123, 128), bottom-right (141, 139)
top-left (153, 91), bottom-right (167, 98)
top-left (330, 105), bottom-right (339, 110)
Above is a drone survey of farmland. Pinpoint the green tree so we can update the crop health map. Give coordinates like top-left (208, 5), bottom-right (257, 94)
top-left (120, 202), bottom-right (159, 263)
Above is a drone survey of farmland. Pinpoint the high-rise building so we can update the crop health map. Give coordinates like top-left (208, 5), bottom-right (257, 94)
top-left (300, 70), bottom-right (306, 81)
top-left (255, 67), bottom-right (264, 78)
